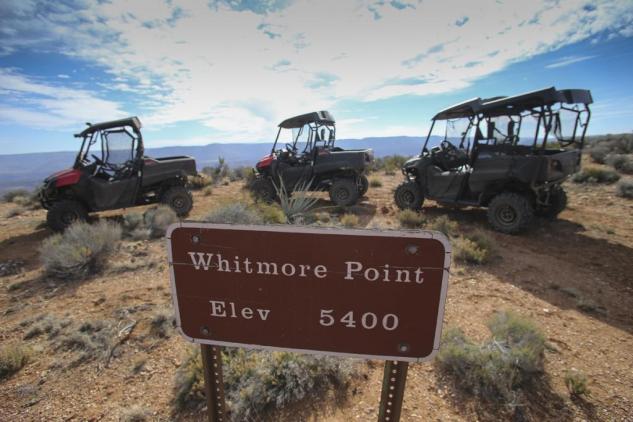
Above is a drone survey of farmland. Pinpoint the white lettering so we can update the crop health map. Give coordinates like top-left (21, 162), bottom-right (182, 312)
top-left (241, 307), bottom-right (253, 319)
top-left (344, 261), bottom-right (362, 280)
top-left (281, 263), bottom-right (295, 276)
top-left (314, 265), bottom-right (327, 279)
top-left (209, 300), bottom-right (226, 317)
top-left (189, 252), bottom-right (214, 270)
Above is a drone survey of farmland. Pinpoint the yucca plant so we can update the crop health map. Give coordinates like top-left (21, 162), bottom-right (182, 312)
top-left (273, 175), bottom-right (321, 223)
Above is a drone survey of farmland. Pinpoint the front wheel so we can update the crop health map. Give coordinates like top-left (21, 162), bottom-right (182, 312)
top-left (394, 181), bottom-right (424, 210)
top-left (161, 186), bottom-right (193, 217)
top-left (487, 192), bottom-right (534, 234)
top-left (47, 200), bottom-right (88, 232)
top-left (329, 178), bottom-right (360, 206)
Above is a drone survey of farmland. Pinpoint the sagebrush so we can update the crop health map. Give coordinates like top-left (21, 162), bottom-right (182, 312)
top-left (174, 348), bottom-right (357, 420)
top-left (615, 180), bottom-right (633, 199)
top-left (0, 344), bottom-right (29, 380)
top-left (571, 166), bottom-right (620, 184)
top-left (204, 202), bottom-right (263, 224)
top-left (437, 311), bottom-right (545, 407)
top-left (40, 221), bottom-right (121, 279)
top-left (397, 209), bottom-right (425, 228)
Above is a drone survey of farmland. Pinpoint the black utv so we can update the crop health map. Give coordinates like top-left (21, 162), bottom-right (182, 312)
top-left (394, 87), bottom-right (592, 233)
top-left (250, 111), bottom-right (374, 206)
top-left (40, 117), bottom-right (196, 231)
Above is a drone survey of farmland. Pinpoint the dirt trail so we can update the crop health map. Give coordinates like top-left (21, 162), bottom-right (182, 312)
top-left (1, 174), bottom-right (632, 421)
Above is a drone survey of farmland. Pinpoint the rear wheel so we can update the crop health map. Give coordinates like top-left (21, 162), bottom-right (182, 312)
top-left (329, 178), bottom-right (360, 206)
top-left (161, 185), bottom-right (193, 217)
top-left (47, 200), bottom-right (88, 232)
top-left (487, 192), bottom-right (534, 234)
top-left (251, 178), bottom-right (277, 202)
top-left (536, 186), bottom-right (567, 219)
top-left (394, 181), bottom-right (424, 210)
top-left (359, 175), bottom-right (369, 196)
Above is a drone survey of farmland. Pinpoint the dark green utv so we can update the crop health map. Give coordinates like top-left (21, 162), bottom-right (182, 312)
top-left (394, 87), bottom-right (593, 234)
top-left (251, 111), bottom-right (374, 206)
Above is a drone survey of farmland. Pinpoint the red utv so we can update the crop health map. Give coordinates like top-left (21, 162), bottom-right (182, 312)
top-left (39, 117), bottom-right (196, 231)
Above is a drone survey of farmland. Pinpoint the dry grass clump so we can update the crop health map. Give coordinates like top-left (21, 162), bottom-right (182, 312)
top-left (397, 209), bottom-right (425, 228)
top-left (4, 206), bottom-right (25, 218)
top-left (437, 311), bottom-right (545, 407)
top-left (587, 134), bottom-right (633, 164)
top-left (204, 202), bottom-right (263, 224)
top-left (564, 370), bottom-right (590, 397)
top-left (55, 320), bottom-right (113, 366)
top-left (253, 202), bottom-right (287, 224)
top-left (40, 221), bottom-right (121, 280)
top-left (143, 206), bottom-right (178, 238)
top-left (369, 177), bottom-right (382, 188)
top-left (174, 348), bottom-right (357, 420)
top-left (571, 166), bottom-right (620, 184)
top-left (615, 180), bottom-right (633, 199)
top-left (187, 174), bottom-right (212, 190)
top-left (118, 405), bottom-right (151, 422)
top-left (202, 185), bottom-right (213, 196)
top-left (340, 213), bottom-right (360, 228)
top-left (2, 188), bottom-right (31, 202)
top-left (148, 307), bottom-right (175, 338)
top-left (605, 154), bottom-right (633, 174)
top-left (454, 230), bottom-right (495, 265)
top-left (427, 215), bottom-right (459, 237)
top-left (0, 344), bottom-right (30, 380)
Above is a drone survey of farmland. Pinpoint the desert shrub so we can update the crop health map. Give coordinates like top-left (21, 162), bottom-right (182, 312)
top-left (187, 174), bottom-right (212, 190)
top-left (564, 370), bottom-right (590, 397)
top-left (454, 231), bottom-right (494, 265)
top-left (605, 154), bottom-right (633, 174)
top-left (174, 348), bottom-right (357, 419)
top-left (55, 320), bottom-right (113, 365)
top-left (0, 344), bottom-right (29, 379)
top-left (4, 206), bottom-right (24, 218)
top-left (587, 134), bottom-right (633, 164)
top-left (370, 155), bottom-right (409, 174)
top-left (119, 405), bottom-right (151, 422)
top-left (571, 167), bottom-right (620, 184)
top-left (24, 314), bottom-right (71, 340)
top-left (315, 212), bottom-right (331, 223)
top-left (615, 180), bottom-right (633, 198)
top-left (204, 202), bottom-right (263, 225)
top-left (202, 186), bottom-right (213, 196)
top-left (340, 213), bottom-right (360, 227)
top-left (369, 177), bottom-right (382, 188)
top-left (3, 189), bottom-right (30, 203)
top-left (397, 209), bottom-right (425, 228)
top-left (149, 308), bottom-right (175, 338)
top-left (122, 213), bottom-right (143, 232)
top-left (40, 221), bottom-right (121, 280)
top-left (143, 206), bottom-right (178, 238)
top-left (437, 311), bottom-right (545, 406)
top-left (427, 216), bottom-right (459, 237)
top-left (254, 202), bottom-right (287, 224)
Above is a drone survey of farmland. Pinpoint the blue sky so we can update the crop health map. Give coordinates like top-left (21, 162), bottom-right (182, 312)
top-left (1, 0), bottom-right (633, 154)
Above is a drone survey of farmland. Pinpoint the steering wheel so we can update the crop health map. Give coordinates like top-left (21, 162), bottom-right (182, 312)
top-left (285, 143), bottom-right (297, 153)
top-left (91, 154), bottom-right (104, 165)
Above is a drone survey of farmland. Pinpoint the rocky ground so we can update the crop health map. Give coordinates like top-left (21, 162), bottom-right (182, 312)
top-left (0, 167), bottom-right (632, 421)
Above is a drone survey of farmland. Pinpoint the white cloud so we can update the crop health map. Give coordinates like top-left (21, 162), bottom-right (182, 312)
top-left (0, 68), bottom-right (127, 129)
top-left (545, 55), bottom-right (597, 69)
top-left (0, 0), bottom-right (632, 139)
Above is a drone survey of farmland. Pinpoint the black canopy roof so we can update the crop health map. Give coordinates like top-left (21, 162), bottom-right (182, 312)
top-left (278, 111), bottom-right (335, 129)
top-left (75, 116), bottom-right (142, 137)
top-left (433, 87), bottom-right (593, 120)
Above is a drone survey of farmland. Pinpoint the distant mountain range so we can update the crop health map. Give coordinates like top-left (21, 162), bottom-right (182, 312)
top-left (0, 136), bottom-right (427, 193)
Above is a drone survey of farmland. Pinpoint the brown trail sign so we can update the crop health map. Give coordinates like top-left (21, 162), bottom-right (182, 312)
top-left (167, 223), bottom-right (450, 421)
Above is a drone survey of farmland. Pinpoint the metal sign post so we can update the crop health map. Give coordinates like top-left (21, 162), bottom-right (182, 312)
top-left (200, 344), bottom-right (226, 422)
top-left (377, 360), bottom-right (409, 422)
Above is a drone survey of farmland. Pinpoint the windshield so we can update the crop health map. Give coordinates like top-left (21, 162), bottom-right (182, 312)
top-left (424, 117), bottom-right (473, 151)
top-left (274, 123), bottom-right (336, 153)
top-left (104, 129), bottom-right (136, 166)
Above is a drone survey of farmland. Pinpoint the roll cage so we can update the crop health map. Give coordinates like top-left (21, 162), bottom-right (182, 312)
top-left (74, 118), bottom-right (144, 171)
top-left (422, 87), bottom-right (592, 154)
top-left (271, 111), bottom-right (337, 155)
